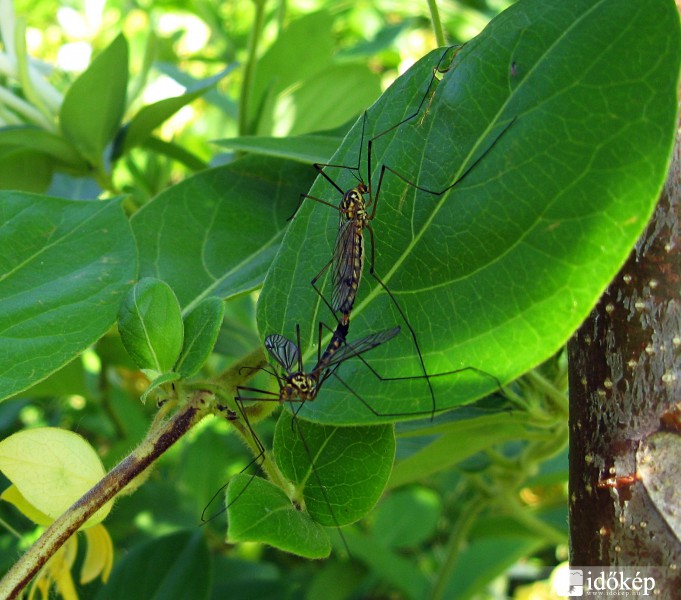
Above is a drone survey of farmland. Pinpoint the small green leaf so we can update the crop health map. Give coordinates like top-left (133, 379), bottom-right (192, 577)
top-left (274, 411), bottom-right (395, 526)
top-left (0, 485), bottom-right (53, 526)
top-left (118, 278), bottom-right (184, 372)
top-left (60, 33), bottom-right (128, 165)
top-left (0, 194), bottom-right (136, 401)
top-left (118, 83), bottom-right (215, 156)
top-left (140, 371), bottom-right (181, 403)
top-left (226, 473), bottom-right (331, 559)
top-left (0, 427), bottom-right (112, 525)
top-left (175, 297), bottom-right (224, 378)
top-left (96, 530), bottom-right (211, 600)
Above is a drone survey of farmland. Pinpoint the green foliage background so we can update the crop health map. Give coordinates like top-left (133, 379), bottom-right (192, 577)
top-left (0, 0), bottom-right (678, 599)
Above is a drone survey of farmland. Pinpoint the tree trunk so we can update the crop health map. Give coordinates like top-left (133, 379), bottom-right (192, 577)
top-left (568, 113), bottom-right (681, 595)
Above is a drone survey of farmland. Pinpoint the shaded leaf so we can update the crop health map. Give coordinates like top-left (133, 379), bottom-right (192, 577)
top-left (95, 530), bottom-right (211, 600)
top-left (388, 412), bottom-right (531, 488)
top-left (249, 11), bottom-right (334, 134)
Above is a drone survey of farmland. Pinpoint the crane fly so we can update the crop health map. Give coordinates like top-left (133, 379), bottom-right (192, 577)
top-left (235, 320), bottom-right (400, 409)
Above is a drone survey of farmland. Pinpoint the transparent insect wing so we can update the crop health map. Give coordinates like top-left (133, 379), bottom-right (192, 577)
top-left (325, 326), bottom-right (401, 368)
top-left (332, 219), bottom-right (364, 313)
top-left (264, 334), bottom-right (300, 373)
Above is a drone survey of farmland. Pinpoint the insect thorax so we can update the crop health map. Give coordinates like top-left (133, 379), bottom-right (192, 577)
top-left (281, 372), bottom-right (318, 401)
top-left (341, 186), bottom-right (369, 224)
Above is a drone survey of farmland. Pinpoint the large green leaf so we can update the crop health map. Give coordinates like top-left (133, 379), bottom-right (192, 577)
top-left (60, 33), bottom-right (128, 165)
top-left (0, 194), bottom-right (136, 401)
top-left (130, 155), bottom-right (316, 311)
top-left (258, 0), bottom-right (680, 425)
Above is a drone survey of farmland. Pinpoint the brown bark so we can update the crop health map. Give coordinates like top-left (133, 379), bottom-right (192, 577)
top-left (568, 121), bottom-right (681, 596)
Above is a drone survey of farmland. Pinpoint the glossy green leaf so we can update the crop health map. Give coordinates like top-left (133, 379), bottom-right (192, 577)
top-left (0, 194), bottom-right (136, 401)
top-left (60, 33), bottom-right (128, 165)
top-left (274, 411), bottom-right (395, 526)
top-left (226, 473), bottom-right (331, 559)
top-left (130, 155), bottom-right (315, 310)
top-left (0, 126), bottom-right (87, 170)
top-left (214, 133), bottom-right (342, 165)
top-left (388, 412), bottom-right (531, 489)
top-left (259, 0), bottom-right (680, 425)
top-left (175, 297), bottom-right (224, 377)
top-left (95, 530), bottom-right (211, 600)
top-left (118, 278), bottom-right (184, 373)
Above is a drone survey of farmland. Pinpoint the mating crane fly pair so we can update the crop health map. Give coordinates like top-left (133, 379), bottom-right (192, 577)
top-left (237, 45), bottom-right (513, 420)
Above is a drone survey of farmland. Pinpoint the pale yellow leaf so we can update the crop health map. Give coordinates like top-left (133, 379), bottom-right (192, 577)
top-left (0, 427), bottom-right (112, 525)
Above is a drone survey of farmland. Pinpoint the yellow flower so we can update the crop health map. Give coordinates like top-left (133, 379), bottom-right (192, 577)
top-left (27, 524), bottom-right (113, 600)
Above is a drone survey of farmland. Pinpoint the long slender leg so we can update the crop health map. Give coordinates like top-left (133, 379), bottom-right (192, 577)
top-left (202, 392), bottom-right (270, 523)
top-left (311, 257), bottom-right (336, 320)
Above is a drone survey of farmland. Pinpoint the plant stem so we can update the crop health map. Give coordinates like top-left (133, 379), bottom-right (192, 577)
top-left (238, 0), bottom-right (268, 136)
top-left (426, 0), bottom-right (446, 47)
top-left (0, 391), bottom-right (214, 599)
top-left (525, 369), bottom-right (568, 417)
